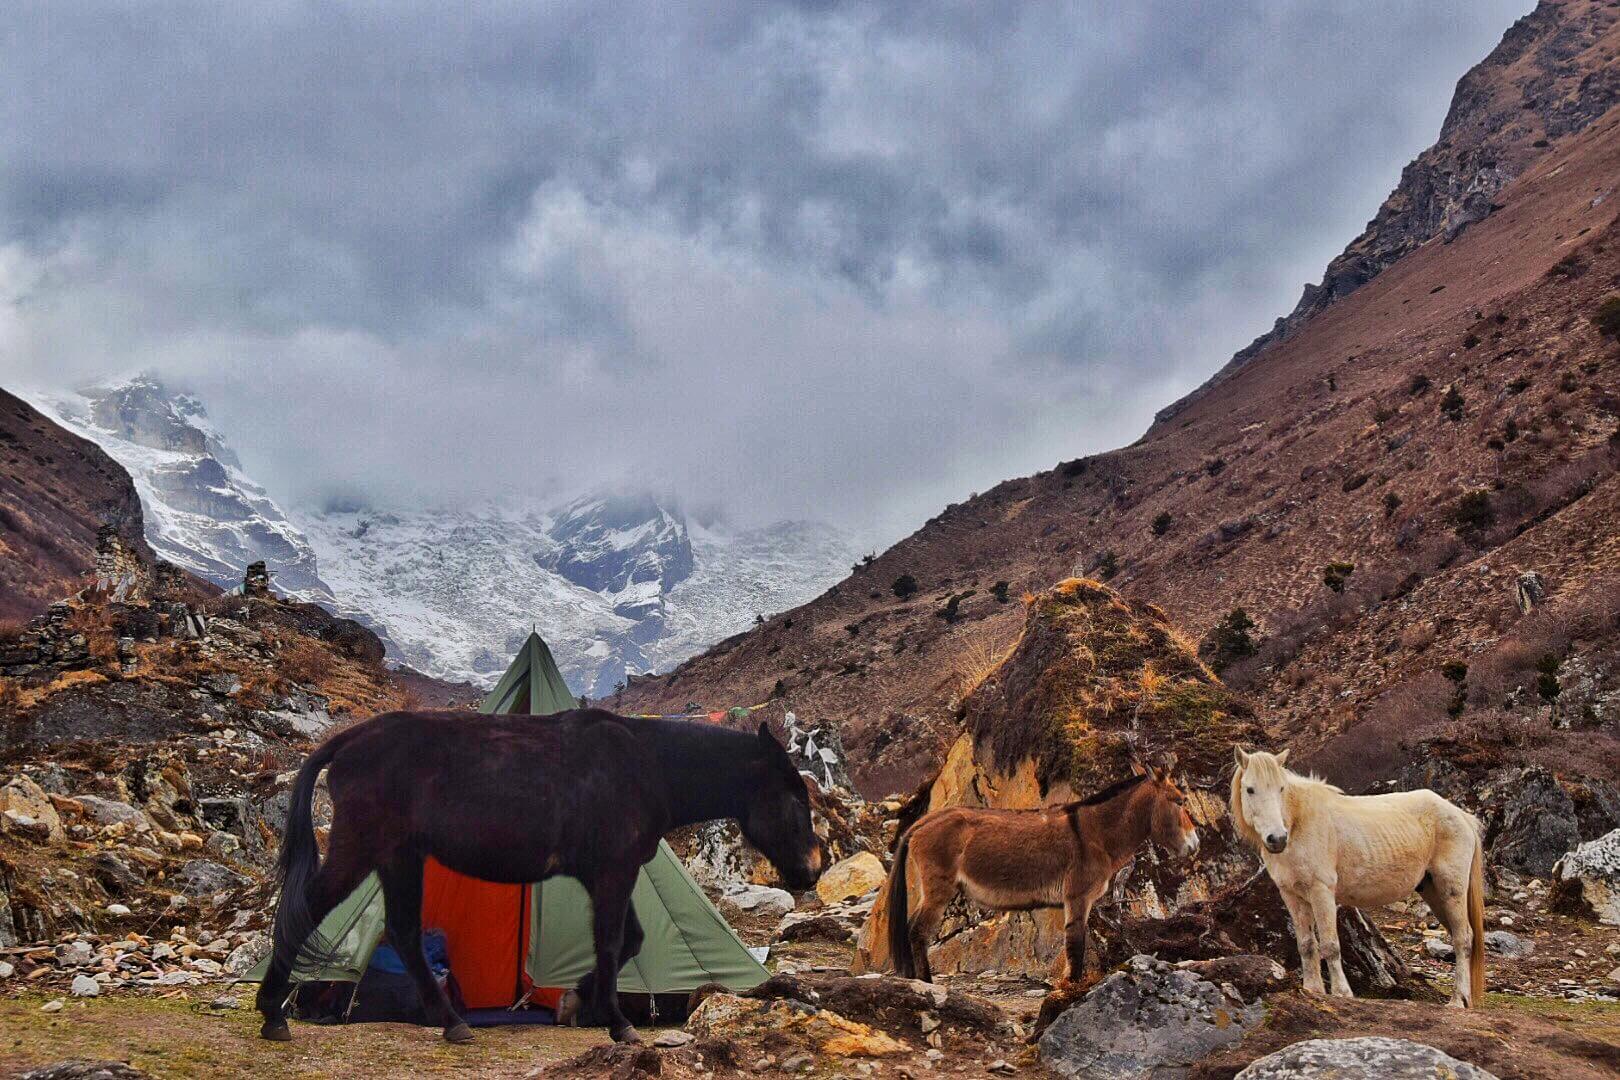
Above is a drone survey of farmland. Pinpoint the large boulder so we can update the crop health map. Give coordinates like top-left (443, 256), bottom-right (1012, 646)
top-left (1483, 767), bottom-right (1580, 877)
top-left (815, 852), bottom-right (885, 905)
top-left (76, 795), bottom-right (147, 829)
top-left (171, 859), bottom-right (246, 897)
top-left (0, 776), bottom-right (63, 841)
top-left (1234, 1036), bottom-right (1500, 1078)
top-left (1038, 955), bottom-right (1264, 1079)
top-left (1551, 828), bottom-right (1620, 925)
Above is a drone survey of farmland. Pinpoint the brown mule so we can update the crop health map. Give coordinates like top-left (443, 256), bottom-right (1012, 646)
top-left (886, 755), bottom-right (1199, 983)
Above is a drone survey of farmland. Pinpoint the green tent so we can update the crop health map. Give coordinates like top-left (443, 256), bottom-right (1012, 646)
top-left (248, 632), bottom-right (768, 1008)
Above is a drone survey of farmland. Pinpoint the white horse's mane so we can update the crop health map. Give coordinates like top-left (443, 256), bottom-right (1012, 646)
top-left (1229, 749), bottom-right (1341, 847)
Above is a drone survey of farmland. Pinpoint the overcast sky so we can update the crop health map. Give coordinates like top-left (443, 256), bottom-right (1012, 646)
top-left (0, 2), bottom-right (1531, 544)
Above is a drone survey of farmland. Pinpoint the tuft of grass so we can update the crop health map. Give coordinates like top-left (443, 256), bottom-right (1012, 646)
top-left (1592, 294), bottom-right (1620, 337)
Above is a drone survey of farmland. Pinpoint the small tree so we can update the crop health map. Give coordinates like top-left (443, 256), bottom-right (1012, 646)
top-left (1408, 373), bottom-right (1432, 396)
top-left (891, 574), bottom-right (919, 600)
top-left (1322, 561), bottom-right (1355, 593)
top-left (1201, 608), bottom-right (1258, 674)
top-left (1382, 491), bottom-right (1402, 518)
top-left (990, 580), bottom-right (1010, 603)
top-left (1440, 384), bottom-right (1466, 421)
top-left (1452, 490), bottom-right (1495, 534)
top-left (1592, 295), bottom-right (1620, 337)
top-left (1150, 511), bottom-right (1173, 536)
top-left (1094, 550), bottom-right (1120, 580)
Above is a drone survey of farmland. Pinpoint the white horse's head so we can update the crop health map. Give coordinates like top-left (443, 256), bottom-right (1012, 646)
top-left (1232, 747), bottom-right (1292, 854)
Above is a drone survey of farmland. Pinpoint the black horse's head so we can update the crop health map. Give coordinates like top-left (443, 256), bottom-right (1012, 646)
top-left (741, 722), bottom-right (826, 891)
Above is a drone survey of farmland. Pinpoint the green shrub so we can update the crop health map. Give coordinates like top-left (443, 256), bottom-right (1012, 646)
top-left (1322, 561), bottom-right (1355, 593)
top-left (1201, 608), bottom-right (1258, 674)
top-left (1452, 490), bottom-right (1495, 533)
top-left (1408, 373), bottom-right (1432, 396)
top-left (990, 580), bottom-right (1010, 603)
top-left (891, 574), bottom-right (918, 600)
top-left (1440, 384), bottom-right (1466, 421)
top-left (1592, 295), bottom-right (1620, 337)
top-left (1536, 653), bottom-right (1561, 701)
top-left (1094, 550), bottom-right (1120, 580)
top-left (1150, 511), bottom-right (1173, 537)
top-left (1382, 491), bottom-right (1402, 517)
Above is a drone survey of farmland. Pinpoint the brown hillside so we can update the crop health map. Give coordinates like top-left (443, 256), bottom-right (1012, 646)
top-left (0, 389), bottom-right (153, 622)
top-left (620, 0), bottom-right (1620, 797)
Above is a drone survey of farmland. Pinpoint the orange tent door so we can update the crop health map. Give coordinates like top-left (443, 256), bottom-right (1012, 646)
top-left (420, 859), bottom-right (525, 1009)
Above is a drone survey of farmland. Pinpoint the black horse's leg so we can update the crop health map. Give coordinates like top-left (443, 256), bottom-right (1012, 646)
top-left (562, 898), bottom-right (641, 1027)
top-left (377, 855), bottom-right (471, 1044)
top-left (587, 869), bottom-right (639, 1042)
top-left (256, 835), bottom-right (370, 1041)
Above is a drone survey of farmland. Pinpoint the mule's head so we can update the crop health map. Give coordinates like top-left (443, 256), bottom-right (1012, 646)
top-left (1232, 747), bottom-right (1292, 854)
top-left (740, 722), bottom-right (827, 891)
top-left (1132, 752), bottom-right (1200, 859)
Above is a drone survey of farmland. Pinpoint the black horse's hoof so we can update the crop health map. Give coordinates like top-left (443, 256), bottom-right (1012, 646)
top-left (611, 1024), bottom-right (642, 1044)
top-left (444, 1022), bottom-right (475, 1044)
top-left (556, 990), bottom-right (582, 1027)
top-left (260, 1020), bottom-right (293, 1042)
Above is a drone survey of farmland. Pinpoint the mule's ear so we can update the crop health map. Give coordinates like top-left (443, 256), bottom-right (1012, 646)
top-left (1275, 748), bottom-right (1290, 767)
top-left (1129, 755), bottom-right (1148, 777)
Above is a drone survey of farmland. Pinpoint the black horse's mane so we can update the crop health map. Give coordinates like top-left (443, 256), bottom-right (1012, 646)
top-left (1074, 773), bottom-right (1146, 807)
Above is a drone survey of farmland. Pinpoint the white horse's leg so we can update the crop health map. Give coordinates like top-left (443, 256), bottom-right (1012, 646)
top-left (1307, 883), bottom-right (1352, 997)
top-left (1278, 887), bottom-right (1324, 993)
top-left (1422, 866), bottom-right (1475, 1007)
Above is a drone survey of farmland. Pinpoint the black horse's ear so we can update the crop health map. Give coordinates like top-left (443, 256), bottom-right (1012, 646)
top-left (758, 721), bottom-right (782, 749)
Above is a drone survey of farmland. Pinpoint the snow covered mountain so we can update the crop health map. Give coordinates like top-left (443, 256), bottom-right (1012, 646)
top-left (296, 501), bottom-right (856, 698)
top-left (25, 377), bottom-right (336, 605)
top-left (26, 376), bottom-right (857, 697)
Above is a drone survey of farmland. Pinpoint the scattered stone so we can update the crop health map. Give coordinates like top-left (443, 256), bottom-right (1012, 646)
top-left (75, 796), bottom-right (147, 829)
top-left (719, 883), bottom-right (796, 917)
top-left (815, 852), bottom-right (886, 906)
top-left (171, 858), bottom-right (247, 897)
top-left (1551, 828), bottom-right (1620, 925)
top-left (40, 999), bottom-right (64, 1013)
top-left (1038, 955), bottom-right (1262, 1079)
top-left (0, 960), bottom-right (14, 979)
top-left (55, 941), bottom-right (94, 967)
top-left (653, 1030), bottom-right (696, 1048)
top-left (0, 775), bottom-right (65, 841)
top-left (17, 1063), bottom-right (151, 1080)
top-left (1423, 937), bottom-right (1455, 961)
top-left (1484, 930), bottom-right (1534, 959)
top-left (105, 903), bottom-right (131, 917)
top-left (225, 934), bottom-right (270, 976)
top-left (70, 974), bottom-right (101, 997)
top-left (1234, 1036), bottom-right (1501, 1078)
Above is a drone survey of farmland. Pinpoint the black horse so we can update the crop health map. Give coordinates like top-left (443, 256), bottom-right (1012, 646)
top-left (255, 708), bottom-right (826, 1044)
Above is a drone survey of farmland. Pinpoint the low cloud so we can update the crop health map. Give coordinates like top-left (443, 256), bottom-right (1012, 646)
top-left (0, 2), bottom-right (1530, 545)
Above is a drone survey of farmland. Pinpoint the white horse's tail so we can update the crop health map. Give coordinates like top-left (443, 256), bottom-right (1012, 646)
top-left (1467, 832), bottom-right (1486, 1006)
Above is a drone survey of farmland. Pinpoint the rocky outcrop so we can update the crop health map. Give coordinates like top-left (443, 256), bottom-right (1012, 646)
top-left (0, 390), bottom-right (151, 622)
top-left (1038, 955), bottom-right (1264, 1079)
top-left (1551, 828), bottom-right (1620, 925)
top-left (1483, 766), bottom-right (1582, 877)
top-left (1234, 1036), bottom-right (1501, 1079)
top-left (1158, 0), bottom-right (1620, 423)
top-left (858, 578), bottom-right (1266, 979)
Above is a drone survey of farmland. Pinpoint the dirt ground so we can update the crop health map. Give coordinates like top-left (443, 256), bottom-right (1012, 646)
top-left (0, 992), bottom-right (609, 1079)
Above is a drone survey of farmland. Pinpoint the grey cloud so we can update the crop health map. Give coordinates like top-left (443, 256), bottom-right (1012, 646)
top-left (0, 1), bottom-right (1531, 545)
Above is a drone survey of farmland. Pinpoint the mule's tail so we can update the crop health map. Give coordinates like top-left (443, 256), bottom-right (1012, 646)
top-left (267, 724), bottom-right (365, 977)
top-left (886, 831), bottom-right (913, 978)
top-left (1468, 831), bottom-right (1486, 1006)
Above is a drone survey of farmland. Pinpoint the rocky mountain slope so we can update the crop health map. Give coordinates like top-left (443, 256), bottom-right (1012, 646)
top-left (620, 0), bottom-right (1620, 798)
top-left (24, 378), bottom-right (858, 698)
top-left (0, 390), bottom-right (152, 623)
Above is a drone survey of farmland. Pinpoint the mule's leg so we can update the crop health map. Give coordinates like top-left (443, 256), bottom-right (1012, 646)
top-left (256, 830), bottom-right (372, 1041)
top-left (377, 855), bottom-right (471, 1043)
top-left (561, 900), bottom-right (642, 1027)
top-left (1421, 870), bottom-right (1475, 1007)
top-left (905, 868), bottom-right (954, 984)
top-left (1306, 884), bottom-right (1352, 997)
top-left (1277, 888), bottom-right (1324, 994)
top-left (1060, 872), bottom-right (1103, 984)
top-left (587, 868), bottom-right (640, 1042)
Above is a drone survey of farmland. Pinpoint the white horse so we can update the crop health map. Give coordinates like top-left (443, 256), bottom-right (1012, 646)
top-left (1230, 748), bottom-right (1485, 1007)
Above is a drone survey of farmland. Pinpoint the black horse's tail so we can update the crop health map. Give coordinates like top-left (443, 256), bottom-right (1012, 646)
top-left (887, 831), bottom-right (913, 978)
top-left (267, 724), bottom-right (364, 976)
